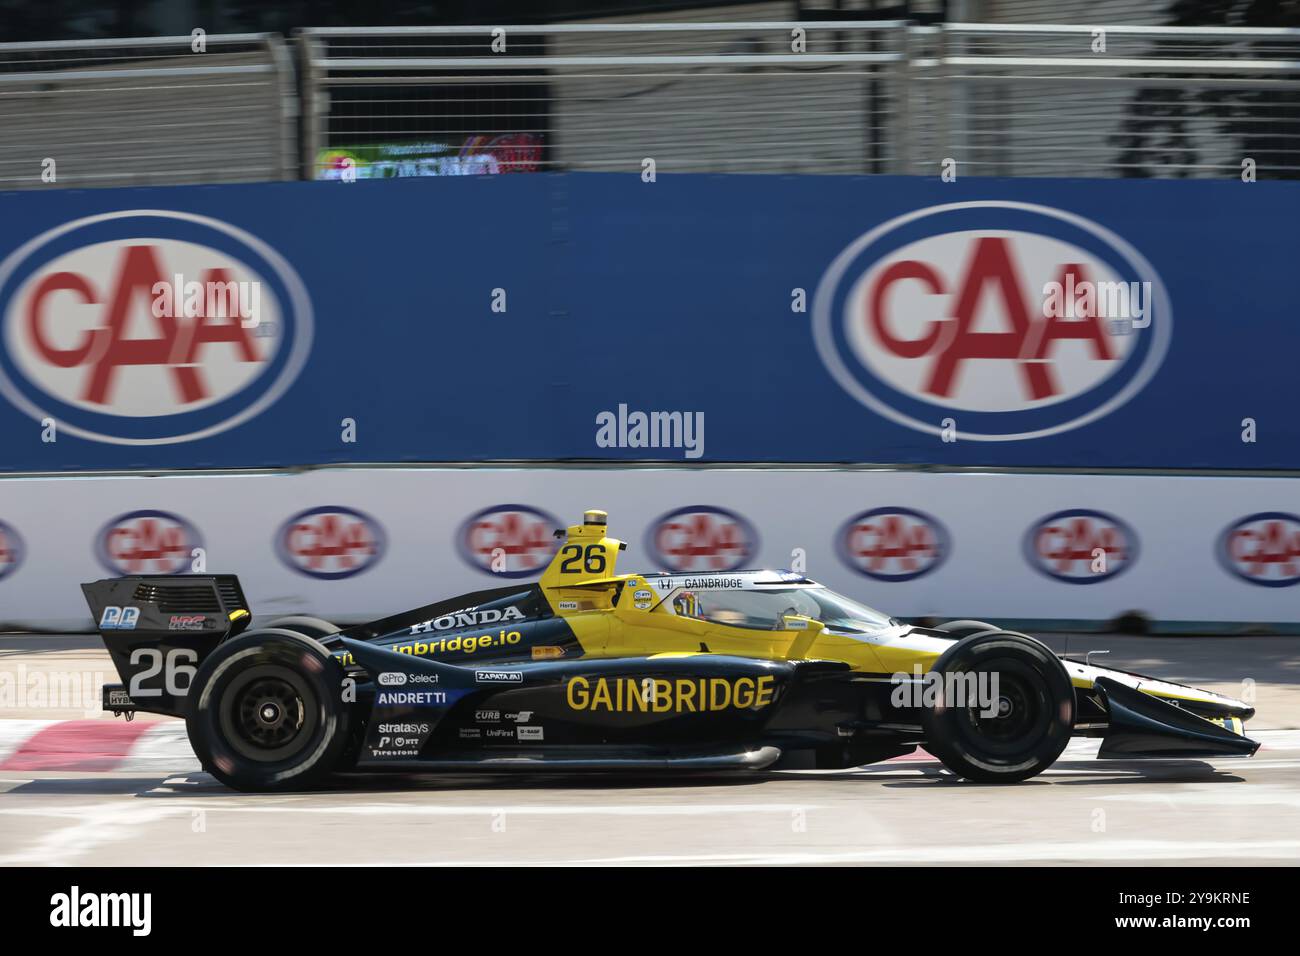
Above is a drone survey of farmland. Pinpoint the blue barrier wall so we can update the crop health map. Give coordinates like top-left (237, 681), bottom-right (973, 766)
top-left (0, 173), bottom-right (1295, 472)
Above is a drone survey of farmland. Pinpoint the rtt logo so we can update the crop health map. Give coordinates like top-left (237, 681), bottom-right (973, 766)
top-left (1218, 513), bottom-right (1300, 588)
top-left (0, 211), bottom-right (312, 445)
top-left (837, 507), bottom-right (948, 581)
top-left (276, 506), bottom-right (386, 580)
top-left (97, 510), bottom-right (202, 575)
top-left (0, 519), bottom-right (24, 582)
top-left (1024, 509), bottom-right (1137, 584)
top-left (458, 505), bottom-right (561, 578)
top-left (648, 506), bottom-right (757, 574)
top-left (813, 202), bottom-right (1171, 441)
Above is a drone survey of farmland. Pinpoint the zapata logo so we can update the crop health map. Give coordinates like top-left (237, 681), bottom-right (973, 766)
top-left (837, 507), bottom-right (948, 581)
top-left (1218, 513), bottom-right (1300, 587)
top-left (813, 201), bottom-right (1171, 441)
top-left (97, 510), bottom-right (202, 575)
top-left (276, 506), bottom-right (386, 579)
top-left (1024, 509), bottom-right (1137, 584)
top-left (458, 505), bottom-right (561, 578)
top-left (648, 506), bottom-right (757, 574)
top-left (0, 210), bottom-right (313, 445)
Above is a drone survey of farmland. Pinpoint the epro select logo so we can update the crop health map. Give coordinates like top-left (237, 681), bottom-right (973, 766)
top-left (276, 505), bottom-right (386, 579)
top-left (813, 202), bottom-right (1171, 440)
top-left (1219, 513), bottom-right (1300, 587)
top-left (1024, 509), bottom-right (1138, 584)
top-left (648, 506), bottom-right (757, 574)
top-left (837, 507), bottom-right (948, 581)
top-left (458, 504), bottom-right (561, 578)
top-left (0, 210), bottom-right (313, 445)
top-left (97, 510), bottom-right (202, 575)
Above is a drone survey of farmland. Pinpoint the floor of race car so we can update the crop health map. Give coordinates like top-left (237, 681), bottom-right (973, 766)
top-left (1, 633), bottom-right (1298, 866)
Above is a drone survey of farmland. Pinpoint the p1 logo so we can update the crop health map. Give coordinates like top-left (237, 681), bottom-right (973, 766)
top-left (813, 201), bottom-right (1171, 441)
top-left (648, 506), bottom-right (757, 574)
top-left (458, 504), bottom-right (561, 578)
top-left (837, 507), bottom-right (949, 581)
top-left (1023, 509), bottom-right (1137, 584)
top-left (0, 210), bottom-right (313, 445)
top-left (1218, 513), bottom-right (1300, 587)
top-left (99, 605), bottom-right (141, 630)
top-left (276, 506), bottom-right (386, 579)
top-left (97, 510), bottom-right (203, 575)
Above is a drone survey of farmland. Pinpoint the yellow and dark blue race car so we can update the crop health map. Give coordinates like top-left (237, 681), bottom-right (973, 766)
top-left (83, 510), bottom-right (1258, 792)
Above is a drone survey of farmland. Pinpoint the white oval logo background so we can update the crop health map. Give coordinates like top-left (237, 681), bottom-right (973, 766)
top-left (814, 202), bottom-right (1172, 441)
top-left (0, 210), bottom-right (313, 445)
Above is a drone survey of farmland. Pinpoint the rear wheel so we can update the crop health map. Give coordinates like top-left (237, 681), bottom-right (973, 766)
top-left (262, 615), bottom-right (340, 641)
top-left (921, 631), bottom-right (1074, 783)
top-left (186, 628), bottom-right (350, 792)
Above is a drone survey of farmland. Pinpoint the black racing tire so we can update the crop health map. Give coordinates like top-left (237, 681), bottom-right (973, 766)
top-left (262, 615), bottom-right (341, 641)
top-left (933, 619), bottom-right (1000, 640)
top-left (921, 630), bottom-right (1074, 783)
top-left (186, 628), bottom-right (351, 793)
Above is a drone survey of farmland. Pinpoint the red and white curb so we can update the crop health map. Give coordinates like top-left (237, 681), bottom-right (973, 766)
top-left (1, 720), bottom-right (1298, 775)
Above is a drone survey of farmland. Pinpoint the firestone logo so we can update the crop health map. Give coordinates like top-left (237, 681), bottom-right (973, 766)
top-left (1218, 513), bottom-right (1300, 588)
top-left (0, 210), bottom-right (313, 445)
top-left (96, 509), bottom-right (202, 575)
top-left (458, 505), bottom-right (561, 578)
top-left (812, 201), bottom-right (1171, 441)
top-left (648, 506), bottom-right (757, 574)
top-left (1023, 509), bottom-right (1137, 584)
top-left (837, 507), bottom-right (948, 581)
top-left (276, 506), bottom-right (386, 580)
top-left (0, 519), bottom-right (24, 582)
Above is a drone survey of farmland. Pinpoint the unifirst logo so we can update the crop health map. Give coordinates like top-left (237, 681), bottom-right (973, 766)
top-left (567, 675), bottom-right (775, 713)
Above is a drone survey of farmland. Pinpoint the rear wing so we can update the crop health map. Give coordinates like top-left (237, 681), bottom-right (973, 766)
top-left (81, 574), bottom-right (251, 718)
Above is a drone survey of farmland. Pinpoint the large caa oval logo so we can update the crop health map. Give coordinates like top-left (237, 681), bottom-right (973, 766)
top-left (0, 520), bottom-right (25, 582)
top-left (1218, 513), bottom-right (1300, 588)
top-left (837, 507), bottom-right (948, 581)
top-left (97, 510), bottom-right (203, 575)
top-left (276, 506), bottom-right (386, 580)
top-left (1024, 509), bottom-right (1137, 584)
top-left (458, 505), bottom-right (561, 578)
top-left (648, 506), bottom-right (757, 574)
top-left (0, 211), bottom-right (313, 445)
top-left (813, 202), bottom-right (1172, 440)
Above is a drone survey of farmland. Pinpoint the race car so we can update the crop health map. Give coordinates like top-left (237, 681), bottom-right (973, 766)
top-left (82, 509), bottom-right (1258, 792)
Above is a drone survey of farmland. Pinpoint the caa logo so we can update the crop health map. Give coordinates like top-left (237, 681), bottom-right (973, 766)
top-left (97, 510), bottom-right (202, 576)
top-left (0, 211), bottom-right (313, 445)
top-left (1218, 513), bottom-right (1300, 588)
top-left (813, 202), bottom-right (1171, 440)
top-left (276, 506), bottom-right (385, 580)
top-left (458, 505), bottom-right (561, 578)
top-left (0, 520), bottom-right (25, 582)
top-left (837, 507), bottom-right (948, 582)
top-left (648, 506), bottom-right (757, 574)
top-left (1024, 509), bottom-right (1137, 584)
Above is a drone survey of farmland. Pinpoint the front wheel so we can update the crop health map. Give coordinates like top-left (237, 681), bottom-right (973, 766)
top-left (186, 628), bottom-right (351, 792)
top-left (921, 630), bottom-right (1074, 783)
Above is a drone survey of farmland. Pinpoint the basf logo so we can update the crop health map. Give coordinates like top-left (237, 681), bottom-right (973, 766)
top-left (276, 506), bottom-right (386, 580)
top-left (1218, 513), bottom-right (1300, 588)
top-left (96, 510), bottom-right (202, 575)
top-left (458, 504), bottom-right (561, 578)
top-left (0, 210), bottom-right (313, 445)
top-left (1024, 509), bottom-right (1137, 584)
top-left (648, 506), bottom-right (757, 574)
top-left (0, 519), bottom-right (24, 582)
top-left (813, 202), bottom-right (1171, 441)
top-left (837, 507), bottom-right (948, 582)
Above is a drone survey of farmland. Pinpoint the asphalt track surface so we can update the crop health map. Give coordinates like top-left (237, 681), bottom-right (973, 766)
top-left (2, 633), bottom-right (1298, 866)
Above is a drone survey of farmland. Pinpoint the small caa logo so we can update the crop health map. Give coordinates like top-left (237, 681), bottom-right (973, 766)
top-left (1024, 509), bottom-right (1137, 584)
top-left (277, 506), bottom-right (386, 579)
top-left (0, 520), bottom-right (25, 581)
top-left (648, 506), bottom-right (757, 573)
top-left (459, 505), bottom-right (561, 578)
top-left (813, 202), bottom-right (1171, 440)
top-left (1219, 513), bottom-right (1300, 588)
top-left (837, 507), bottom-right (948, 581)
top-left (0, 210), bottom-right (313, 445)
top-left (97, 510), bottom-right (202, 575)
